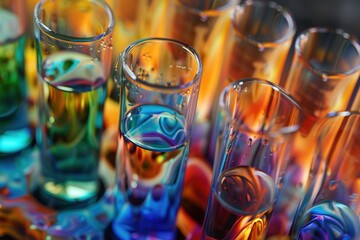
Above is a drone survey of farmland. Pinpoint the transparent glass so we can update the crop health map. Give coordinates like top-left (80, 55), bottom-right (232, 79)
top-left (166, 0), bottom-right (238, 123)
top-left (0, 0), bottom-right (33, 156)
top-left (201, 78), bottom-right (302, 240)
top-left (272, 28), bottom-right (360, 236)
top-left (33, 0), bottom-right (114, 209)
top-left (285, 28), bottom-right (360, 127)
top-left (222, 1), bottom-right (295, 84)
top-left (208, 0), bottom-right (296, 162)
top-left (290, 111), bottom-right (360, 239)
top-left (112, 38), bottom-right (202, 240)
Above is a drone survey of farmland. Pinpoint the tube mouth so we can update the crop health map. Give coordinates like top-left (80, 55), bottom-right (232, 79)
top-left (219, 78), bottom-right (303, 137)
top-left (34, 0), bottom-right (114, 42)
top-left (175, 0), bottom-right (238, 15)
top-left (232, 1), bottom-right (296, 47)
top-left (121, 37), bottom-right (202, 92)
top-left (295, 27), bottom-right (360, 76)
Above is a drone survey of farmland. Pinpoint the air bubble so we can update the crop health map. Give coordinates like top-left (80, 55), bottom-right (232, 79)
top-left (322, 73), bottom-right (328, 82)
top-left (329, 180), bottom-right (337, 190)
top-left (349, 193), bottom-right (358, 202)
top-left (258, 44), bottom-right (264, 52)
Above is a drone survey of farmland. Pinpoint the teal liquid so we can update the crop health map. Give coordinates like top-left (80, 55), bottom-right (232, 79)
top-left (37, 52), bottom-right (107, 208)
top-left (0, 9), bottom-right (32, 156)
top-left (113, 104), bottom-right (188, 239)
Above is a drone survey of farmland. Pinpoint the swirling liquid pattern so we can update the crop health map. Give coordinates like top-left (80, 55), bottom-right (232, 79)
top-left (295, 201), bottom-right (360, 240)
top-left (203, 166), bottom-right (275, 240)
top-left (114, 104), bottom-right (188, 239)
top-left (37, 52), bottom-right (107, 204)
top-left (0, 148), bottom-right (115, 239)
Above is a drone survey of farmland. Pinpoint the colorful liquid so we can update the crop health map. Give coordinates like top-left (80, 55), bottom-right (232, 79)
top-left (37, 51), bottom-right (107, 207)
top-left (294, 201), bottom-right (360, 240)
top-left (0, 9), bottom-right (32, 155)
top-left (113, 104), bottom-right (188, 239)
top-left (203, 166), bottom-right (275, 240)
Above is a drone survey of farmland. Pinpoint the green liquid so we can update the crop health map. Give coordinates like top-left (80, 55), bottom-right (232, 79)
top-left (0, 8), bottom-right (31, 155)
top-left (37, 52), bottom-right (107, 207)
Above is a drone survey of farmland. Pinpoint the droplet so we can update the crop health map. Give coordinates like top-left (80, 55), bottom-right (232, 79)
top-left (349, 193), bottom-right (357, 202)
top-left (321, 73), bottom-right (328, 82)
top-left (152, 184), bottom-right (165, 201)
top-left (200, 14), bottom-right (208, 22)
top-left (329, 180), bottom-right (337, 190)
top-left (258, 43), bottom-right (265, 52)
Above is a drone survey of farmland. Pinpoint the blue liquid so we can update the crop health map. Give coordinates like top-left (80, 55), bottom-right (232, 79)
top-left (0, 9), bottom-right (32, 156)
top-left (37, 52), bottom-right (107, 208)
top-left (295, 201), bottom-right (360, 240)
top-left (113, 104), bottom-right (188, 239)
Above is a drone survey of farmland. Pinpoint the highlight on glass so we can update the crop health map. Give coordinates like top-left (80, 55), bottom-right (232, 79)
top-left (112, 38), bottom-right (202, 239)
top-left (207, 0), bottom-right (296, 162)
top-left (166, 0), bottom-right (238, 122)
top-left (33, 0), bottom-right (114, 209)
top-left (290, 111), bottom-right (360, 239)
top-left (222, 0), bottom-right (295, 85)
top-left (271, 28), bottom-right (360, 235)
top-left (201, 78), bottom-right (302, 240)
top-left (284, 27), bottom-right (360, 128)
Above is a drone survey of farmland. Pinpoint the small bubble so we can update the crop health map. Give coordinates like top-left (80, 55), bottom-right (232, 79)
top-left (200, 15), bottom-right (208, 22)
top-left (248, 138), bottom-right (252, 146)
top-left (349, 193), bottom-right (358, 202)
top-left (258, 44), bottom-right (264, 52)
top-left (322, 73), bottom-right (328, 82)
top-left (329, 180), bottom-right (337, 190)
